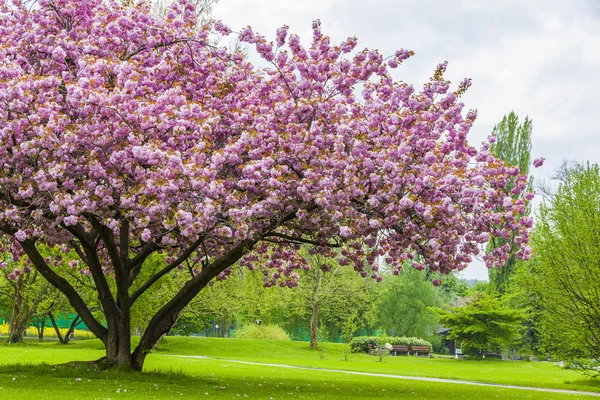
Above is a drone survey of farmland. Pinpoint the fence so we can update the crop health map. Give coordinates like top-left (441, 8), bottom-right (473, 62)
top-left (0, 322), bottom-right (95, 340)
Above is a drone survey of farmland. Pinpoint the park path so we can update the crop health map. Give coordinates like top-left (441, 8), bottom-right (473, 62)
top-left (169, 355), bottom-right (600, 398)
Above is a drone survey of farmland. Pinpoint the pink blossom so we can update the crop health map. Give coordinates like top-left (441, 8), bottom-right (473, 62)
top-left (368, 219), bottom-right (382, 229)
top-left (15, 230), bottom-right (26, 242)
top-left (63, 215), bottom-right (78, 226)
top-left (533, 157), bottom-right (545, 168)
top-left (339, 226), bottom-right (352, 238)
top-left (141, 229), bottom-right (152, 242)
top-left (399, 197), bottom-right (414, 210)
top-left (214, 21), bottom-right (231, 35)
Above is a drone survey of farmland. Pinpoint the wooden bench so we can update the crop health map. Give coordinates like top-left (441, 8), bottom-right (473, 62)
top-left (391, 345), bottom-right (410, 356)
top-left (411, 346), bottom-right (430, 357)
top-left (368, 343), bottom-right (375, 355)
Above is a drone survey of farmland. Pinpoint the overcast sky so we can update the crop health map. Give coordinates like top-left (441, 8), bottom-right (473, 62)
top-left (213, 0), bottom-right (600, 280)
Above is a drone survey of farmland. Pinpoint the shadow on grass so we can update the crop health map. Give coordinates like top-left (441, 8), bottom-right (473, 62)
top-left (0, 362), bottom-right (205, 385)
top-left (567, 379), bottom-right (600, 388)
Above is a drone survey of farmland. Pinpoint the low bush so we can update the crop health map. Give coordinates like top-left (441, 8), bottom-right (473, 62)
top-left (233, 324), bottom-right (291, 341)
top-left (350, 336), bottom-right (432, 353)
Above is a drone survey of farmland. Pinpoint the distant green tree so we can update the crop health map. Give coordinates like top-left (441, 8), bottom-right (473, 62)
top-left (502, 261), bottom-right (542, 355)
top-left (436, 273), bottom-right (470, 303)
top-left (526, 163), bottom-right (600, 376)
top-left (488, 111), bottom-right (534, 293)
top-left (172, 267), bottom-right (249, 337)
top-left (0, 245), bottom-right (55, 343)
top-left (0, 273), bottom-right (12, 323)
top-left (295, 251), bottom-right (373, 349)
top-left (376, 268), bottom-right (440, 339)
top-left (432, 293), bottom-right (524, 356)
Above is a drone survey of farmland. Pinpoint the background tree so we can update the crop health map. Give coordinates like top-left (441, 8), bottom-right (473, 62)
top-left (376, 268), bottom-right (440, 340)
top-left (173, 267), bottom-right (247, 338)
top-left (0, 249), bottom-right (54, 343)
top-left (502, 260), bottom-right (542, 355)
top-left (0, 277), bottom-right (11, 328)
top-left (433, 293), bottom-right (524, 356)
top-left (525, 163), bottom-right (600, 375)
top-left (0, 0), bottom-right (533, 370)
top-left (30, 284), bottom-right (69, 342)
top-left (5, 271), bottom-right (45, 343)
top-left (487, 112), bottom-right (534, 293)
top-left (296, 251), bottom-right (373, 349)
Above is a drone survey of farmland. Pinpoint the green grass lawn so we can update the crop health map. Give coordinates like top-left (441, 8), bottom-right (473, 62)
top-left (154, 337), bottom-right (600, 392)
top-left (0, 337), bottom-right (599, 399)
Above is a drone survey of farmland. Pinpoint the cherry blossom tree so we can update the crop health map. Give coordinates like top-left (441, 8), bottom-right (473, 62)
top-left (0, 0), bottom-right (534, 370)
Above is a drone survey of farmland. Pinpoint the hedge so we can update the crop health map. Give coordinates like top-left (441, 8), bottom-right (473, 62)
top-left (233, 324), bottom-right (291, 341)
top-left (350, 336), bottom-right (432, 353)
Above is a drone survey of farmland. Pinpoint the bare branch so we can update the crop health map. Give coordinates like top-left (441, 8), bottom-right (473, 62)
top-left (130, 234), bottom-right (206, 305)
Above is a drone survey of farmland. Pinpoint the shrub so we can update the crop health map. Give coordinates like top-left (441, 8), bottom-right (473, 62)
top-left (349, 336), bottom-right (432, 353)
top-left (233, 324), bottom-right (291, 341)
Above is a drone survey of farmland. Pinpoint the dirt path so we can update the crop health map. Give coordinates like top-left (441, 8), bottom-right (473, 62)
top-left (171, 355), bottom-right (600, 397)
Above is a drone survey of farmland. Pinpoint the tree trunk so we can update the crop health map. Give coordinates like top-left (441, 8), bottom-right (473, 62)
top-left (309, 267), bottom-right (322, 350)
top-left (309, 301), bottom-right (320, 350)
top-left (48, 312), bottom-right (65, 343)
top-left (20, 231), bottom-right (257, 371)
top-left (62, 315), bottom-right (83, 344)
top-left (7, 279), bottom-right (28, 343)
top-left (35, 317), bottom-right (45, 342)
top-left (219, 312), bottom-right (227, 338)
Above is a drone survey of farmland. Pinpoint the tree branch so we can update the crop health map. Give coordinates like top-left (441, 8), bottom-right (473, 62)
top-left (19, 240), bottom-right (108, 344)
top-left (120, 219), bottom-right (130, 272)
top-left (130, 234), bottom-right (206, 305)
top-left (88, 215), bottom-right (126, 280)
top-left (264, 232), bottom-right (340, 248)
top-left (128, 241), bottom-right (161, 287)
top-left (65, 220), bottom-right (119, 326)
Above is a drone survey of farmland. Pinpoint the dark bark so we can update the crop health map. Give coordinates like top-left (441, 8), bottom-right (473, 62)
top-left (92, 217), bottom-right (133, 366)
top-left (78, 234), bottom-right (120, 362)
top-left (25, 236), bottom-right (253, 371)
top-left (48, 312), bottom-right (65, 343)
top-left (2, 196), bottom-right (304, 370)
top-left (11, 207), bottom-right (305, 370)
top-left (63, 315), bottom-right (83, 344)
top-left (34, 316), bottom-right (46, 342)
